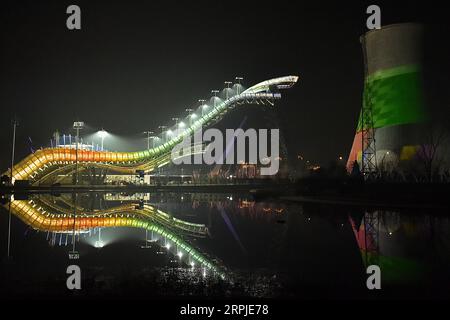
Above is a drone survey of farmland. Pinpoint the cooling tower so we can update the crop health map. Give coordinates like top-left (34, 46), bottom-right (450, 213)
top-left (347, 23), bottom-right (427, 172)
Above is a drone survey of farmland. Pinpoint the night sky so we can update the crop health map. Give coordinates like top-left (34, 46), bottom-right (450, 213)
top-left (1, 1), bottom-right (449, 171)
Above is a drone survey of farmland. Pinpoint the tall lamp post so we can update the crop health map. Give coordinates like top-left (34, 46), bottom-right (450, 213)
top-left (143, 131), bottom-right (154, 149)
top-left (150, 136), bottom-right (158, 148)
top-left (9, 118), bottom-right (18, 185)
top-left (211, 90), bottom-right (220, 109)
top-left (73, 121), bottom-right (84, 185)
top-left (235, 76), bottom-right (243, 95)
top-left (7, 117), bottom-right (18, 259)
top-left (198, 99), bottom-right (206, 117)
top-left (224, 81), bottom-right (232, 100)
top-left (98, 129), bottom-right (108, 151)
top-left (70, 121), bottom-right (83, 260)
top-left (158, 126), bottom-right (167, 144)
top-left (172, 118), bottom-right (179, 136)
top-left (190, 112), bottom-right (197, 127)
top-left (185, 108), bottom-right (193, 126)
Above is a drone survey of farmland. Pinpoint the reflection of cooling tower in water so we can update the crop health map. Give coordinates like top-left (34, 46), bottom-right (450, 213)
top-left (347, 23), bottom-right (427, 171)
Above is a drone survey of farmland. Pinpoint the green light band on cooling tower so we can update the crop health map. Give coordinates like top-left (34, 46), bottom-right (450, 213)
top-left (357, 65), bottom-right (427, 131)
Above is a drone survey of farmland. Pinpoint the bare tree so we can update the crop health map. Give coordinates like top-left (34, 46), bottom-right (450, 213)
top-left (417, 122), bottom-right (448, 182)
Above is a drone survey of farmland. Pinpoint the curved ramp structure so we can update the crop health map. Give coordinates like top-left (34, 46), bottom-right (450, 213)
top-left (4, 76), bottom-right (298, 184)
top-left (33, 195), bottom-right (209, 237)
top-left (7, 198), bottom-right (225, 278)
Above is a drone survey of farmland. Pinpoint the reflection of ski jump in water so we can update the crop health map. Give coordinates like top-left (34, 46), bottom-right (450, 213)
top-left (4, 197), bottom-right (227, 280)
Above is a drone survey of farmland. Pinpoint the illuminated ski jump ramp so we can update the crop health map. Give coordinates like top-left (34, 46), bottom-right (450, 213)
top-left (4, 76), bottom-right (298, 184)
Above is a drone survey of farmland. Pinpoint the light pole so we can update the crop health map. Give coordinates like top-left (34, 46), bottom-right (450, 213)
top-left (224, 81), bottom-right (232, 100)
top-left (181, 167), bottom-right (184, 184)
top-left (172, 117), bottom-right (179, 136)
top-left (95, 228), bottom-right (103, 249)
top-left (211, 90), bottom-right (219, 109)
top-left (190, 112), bottom-right (197, 127)
top-left (9, 118), bottom-right (18, 185)
top-left (185, 108), bottom-right (193, 126)
top-left (151, 136), bottom-right (158, 148)
top-left (144, 228), bottom-right (149, 249)
top-left (143, 131), bottom-right (154, 149)
top-left (198, 99), bottom-right (206, 117)
top-left (98, 129), bottom-right (108, 151)
top-left (73, 121), bottom-right (84, 185)
top-left (235, 76), bottom-right (243, 95)
top-left (178, 121), bottom-right (185, 128)
top-left (158, 125), bottom-right (167, 143)
top-left (202, 104), bottom-right (208, 117)
top-left (7, 118), bottom-right (18, 259)
top-left (70, 121), bottom-right (83, 260)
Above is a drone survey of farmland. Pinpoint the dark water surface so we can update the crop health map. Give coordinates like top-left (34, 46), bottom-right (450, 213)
top-left (0, 192), bottom-right (449, 299)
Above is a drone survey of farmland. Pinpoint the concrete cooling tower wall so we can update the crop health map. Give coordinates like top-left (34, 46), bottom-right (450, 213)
top-left (347, 23), bottom-right (427, 172)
